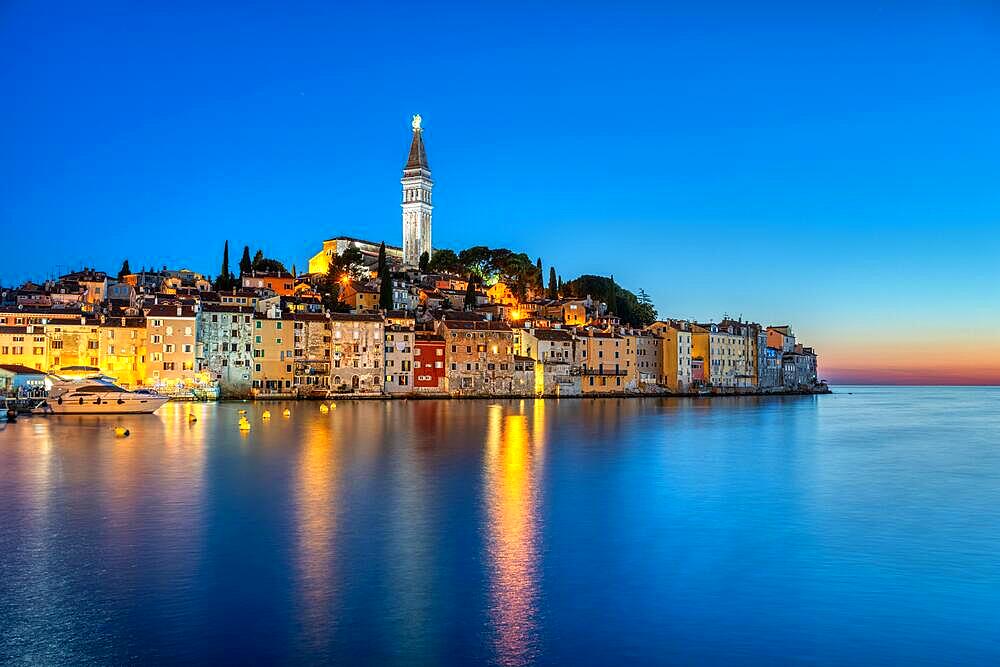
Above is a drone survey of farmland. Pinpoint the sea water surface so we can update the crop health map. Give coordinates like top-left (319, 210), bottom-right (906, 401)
top-left (1, 387), bottom-right (998, 665)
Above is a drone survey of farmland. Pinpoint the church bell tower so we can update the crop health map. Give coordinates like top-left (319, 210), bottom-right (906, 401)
top-left (401, 114), bottom-right (433, 267)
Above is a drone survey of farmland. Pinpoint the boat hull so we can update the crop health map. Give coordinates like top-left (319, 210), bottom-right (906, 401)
top-left (42, 396), bottom-right (170, 415)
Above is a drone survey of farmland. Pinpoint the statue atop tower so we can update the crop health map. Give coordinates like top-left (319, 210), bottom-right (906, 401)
top-left (402, 114), bottom-right (433, 267)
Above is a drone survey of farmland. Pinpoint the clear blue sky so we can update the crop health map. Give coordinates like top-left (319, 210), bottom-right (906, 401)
top-left (2, 1), bottom-right (999, 380)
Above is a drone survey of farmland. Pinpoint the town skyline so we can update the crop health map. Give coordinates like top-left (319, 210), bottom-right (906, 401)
top-left (4, 2), bottom-right (998, 385)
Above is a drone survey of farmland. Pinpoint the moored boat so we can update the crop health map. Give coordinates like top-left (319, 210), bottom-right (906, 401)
top-left (42, 376), bottom-right (169, 414)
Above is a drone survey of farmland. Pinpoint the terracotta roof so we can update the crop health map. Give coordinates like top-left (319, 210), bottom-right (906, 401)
top-left (530, 328), bottom-right (575, 341)
top-left (440, 320), bottom-right (512, 332)
top-left (145, 304), bottom-right (196, 318)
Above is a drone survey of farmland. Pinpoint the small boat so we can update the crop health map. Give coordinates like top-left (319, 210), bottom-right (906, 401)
top-left (42, 375), bottom-right (169, 415)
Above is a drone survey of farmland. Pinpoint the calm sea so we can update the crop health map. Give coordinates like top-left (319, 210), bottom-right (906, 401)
top-left (1, 387), bottom-right (998, 665)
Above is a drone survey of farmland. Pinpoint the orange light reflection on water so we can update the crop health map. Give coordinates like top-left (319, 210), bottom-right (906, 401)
top-left (485, 401), bottom-right (545, 667)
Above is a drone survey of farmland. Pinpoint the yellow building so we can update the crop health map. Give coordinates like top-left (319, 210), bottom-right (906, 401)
top-left (691, 322), bottom-right (751, 389)
top-left (252, 313), bottom-right (296, 395)
top-left (575, 329), bottom-right (635, 393)
top-left (145, 304), bottom-right (198, 389)
top-left (45, 317), bottom-right (102, 372)
top-left (0, 325), bottom-right (48, 371)
top-left (647, 320), bottom-right (693, 392)
top-left (307, 236), bottom-right (403, 275)
top-left (99, 316), bottom-right (148, 388)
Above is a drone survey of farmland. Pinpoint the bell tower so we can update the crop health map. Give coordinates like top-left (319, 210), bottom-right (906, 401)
top-left (401, 114), bottom-right (433, 267)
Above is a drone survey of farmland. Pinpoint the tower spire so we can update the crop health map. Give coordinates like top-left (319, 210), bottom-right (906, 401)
top-left (401, 114), bottom-right (433, 267)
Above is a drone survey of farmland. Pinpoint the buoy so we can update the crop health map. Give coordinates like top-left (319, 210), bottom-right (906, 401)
top-left (188, 414), bottom-right (197, 422)
top-left (262, 410), bottom-right (271, 420)
top-left (319, 404), bottom-right (329, 414)
top-left (114, 426), bottom-right (130, 437)
top-left (238, 409), bottom-right (247, 415)
top-left (239, 418), bottom-right (251, 431)
top-left (330, 402), bottom-right (337, 410)
top-left (282, 408), bottom-right (291, 418)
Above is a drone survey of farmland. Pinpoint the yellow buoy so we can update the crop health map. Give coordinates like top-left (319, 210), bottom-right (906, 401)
top-left (330, 402), bottom-right (337, 410)
top-left (262, 410), bottom-right (271, 420)
top-left (319, 404), bottom-right (329, 414)
top-left (238, 409), bottom-right (247, 415)
top-left (282, 408), bottom-right (291, 417)
top-left (114, 426), bottom-right (130, 437)
top-left (188, 414), bottom-right (197, 422)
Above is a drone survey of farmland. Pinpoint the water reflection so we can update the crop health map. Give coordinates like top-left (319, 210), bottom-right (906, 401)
top-left (484, 401), bottom-right (545, 666)
top-left (295, 414), bottom-right (341, 653)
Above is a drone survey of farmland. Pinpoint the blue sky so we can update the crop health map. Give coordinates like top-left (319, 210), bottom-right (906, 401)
top-left (2, 1), bottom-right (999, 380)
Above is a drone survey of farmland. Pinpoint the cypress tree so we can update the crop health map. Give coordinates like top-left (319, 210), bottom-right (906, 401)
top-left (118, 259), bottom-right (131, 281)
top-left (463, 277), bottom-right (478, 310)
top-left (419, 251), bottom-right (430, 273)
top-left (377, 241), bottom-right (387, 276)
top-left (548, 266), bottom-right (558, 299)
top-left (239, 245), bottom-right (252, 276)
top-left (379, 264), bottom-right (393, 310)
top-left (252, 249), bottom-right (264, 270)
top-left (536, 257), bottom-right (543, 290)
top-left (213, 241), bottom-right (232, 290)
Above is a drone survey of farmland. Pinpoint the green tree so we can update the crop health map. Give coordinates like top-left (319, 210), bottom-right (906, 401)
top-left (118, 259), bottom-right (131, 281)
top-left (379, 265), bottom-right (393, 310)
top-left (427, 248), bottom-right (461, 274)
top-left (463, 277), bottom-right (478, 310)
top-left (419, 250), bottom-right (430, 273)
top-left (252, 249), bottom-right (264, 269)
top-left (548, 266), bottom-right (558, 299)
top-left (458, 246), bottom-right (495, 282)
top-left (332, 247), bottom-right (368, 281)
top-left (536, 257), bottom-right (543, 290)
top-left (239, 245), bottom-right (253, 276)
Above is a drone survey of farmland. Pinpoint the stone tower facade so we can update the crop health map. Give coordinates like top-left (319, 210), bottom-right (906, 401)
top-left (401, 114), bottom-right (433, 267)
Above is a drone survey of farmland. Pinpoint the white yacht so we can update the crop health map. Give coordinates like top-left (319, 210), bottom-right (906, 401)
top-left (43, 376), bottom-right (169, 414)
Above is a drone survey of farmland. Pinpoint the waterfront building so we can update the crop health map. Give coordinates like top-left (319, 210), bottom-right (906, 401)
top-left (783, 345), bottom-right (818, 388)
top-left (293, 312), bottom-right (332, 395)
top-left (0, 325), bottom-right (47, 371)
top-left (760, 346), bottom-right (783, 388)
top-left (251, 311), bottom-right (295, 395)
top-left (413, 329), bottom-right (446, 393)
top-left (329, 313), bottom-right (384, 393)
top-left (197, 304), bottom-right (254, 398)
top-left (513, 356), bottom-right (537, 395)
top-left (646, 320), bottom-right (692, 392)
top-left (45, 316), bottom-right (102, 372)
top-left (519, 328), bottom-right (579, 395)
top-left (401, 114), bottom-right (433, 267)
top-left (691, 322), bottom-right (749, 389)
top-left (99, 316), bottom-right (147, 388)
top-left (634, 330), bottom-right (661, 386)
top-left (384, 324), bottom-right (415, 394)
top-left (576, 329), bottom-right (632, 394)
top-left (145, 304), bottom-right (198, 390)
top-left (439, 319), bottom-right (514, 395)
top-left (767, 325), bottom-right (796, 353)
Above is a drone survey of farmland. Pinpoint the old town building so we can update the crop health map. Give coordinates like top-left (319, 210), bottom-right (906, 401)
top-left (329, 313), bottom-right (384, 393)
top-left (145, 304), bottom-right (198, 390)
top-left (384, 324), bottom-right (415, 394)
top-left (197, 304), bottom-right (255, 397)
top-left (439, 319), bottom-right (514, 395)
